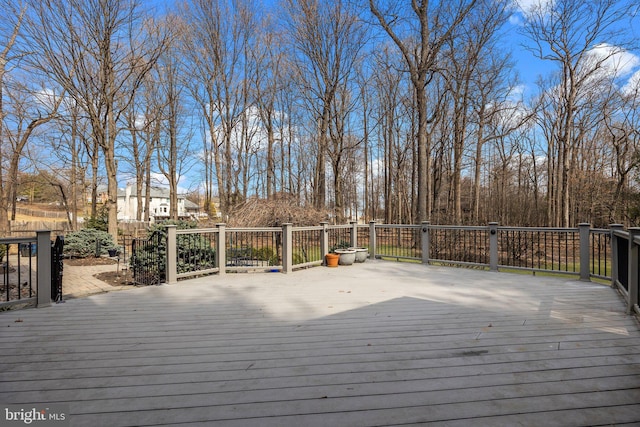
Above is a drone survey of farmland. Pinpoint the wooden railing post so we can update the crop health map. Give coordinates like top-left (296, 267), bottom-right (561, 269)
top-left (579, 223), bottom-right (591, 282)
top-left (36, 230), bottom-right (51, 308)
top-left (282, 223), bottom-right (293, 273)
top-left (610, 224), bottom-right (624, 289)
top-left (216, 223), bottom-right (226, 276)
top-left (369, 221), bottom-right (377, 260)
top-left (166, 225), bottom-right (177, 285)
top-left (627, 227), bottom-right (640, 315)
top-left (350, 221), bottom-right (358, 248)
top-left (489, 222), bottom-right (499, 271)
top-left (320, 222), bottom-right (329, 264)
top-left (421, 221), bottom-right (430, 264)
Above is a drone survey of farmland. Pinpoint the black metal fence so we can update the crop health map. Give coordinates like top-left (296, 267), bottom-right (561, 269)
top-left (131, 232), bottom-right (164, 286)
top-left (226, 228), bottom-right (281, 271)
top-left (0, 231), bottom-right (62, 308)
top-left (590, 229), bottom-right (611, 280)
top-left (498, 227), bottom-right (579, 273)
top-left (327, 225), bottom-right (351, 251)
top-left (1, 240), bottom-right (36, 303)
top-left (375, 225), bottom-right (421, 260)
top-left (176, 229), bottom-right (217, 276)
top-left (51, 236), bottom-right (64, 302)
top-left (292, 227), bottom-right (323, 267)
top-left (430, 226), bottom-right (489, 265)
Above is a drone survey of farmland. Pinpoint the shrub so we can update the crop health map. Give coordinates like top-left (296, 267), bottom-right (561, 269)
top-left (64, 228), bottom-right (117, 258)
top-left (83, 204), bottom-right (109, 232)
top-left (253, 247), bottom-right (278, 266)
top-left (330, 240), bottom-right (350, 252)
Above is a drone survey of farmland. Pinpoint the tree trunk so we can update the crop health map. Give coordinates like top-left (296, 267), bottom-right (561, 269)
top-left (415, 85), bottom-right (430, 222)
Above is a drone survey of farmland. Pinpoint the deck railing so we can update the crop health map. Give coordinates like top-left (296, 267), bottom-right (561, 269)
top-left (291, 226), bottom-right (324, 268)
top-left (0, 231), bottom-right (55, 309)
top-left (429, 225), bottom-right (489, 266)
top-left (373, 224), bottom-right (422, 261)
top-left (161, 222), bottom-right (638, 313)
top-left (226, 227), bottom-right (282, 273)
top-left (610, 226), bottom-right (640, 315)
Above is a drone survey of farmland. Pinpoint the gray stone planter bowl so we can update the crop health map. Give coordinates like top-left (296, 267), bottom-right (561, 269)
top-left (349, 247), bottom-right (368, 263)
top-left (334, 249), bottom-right (356, 265)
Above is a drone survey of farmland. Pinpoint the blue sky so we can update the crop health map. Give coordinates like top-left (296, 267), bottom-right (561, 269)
top-left (505, 0), bottom-right (640, 100)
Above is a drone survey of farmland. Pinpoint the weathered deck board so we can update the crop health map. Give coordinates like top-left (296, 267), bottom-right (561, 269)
top-left (1, 261), bottom-right (639, 426)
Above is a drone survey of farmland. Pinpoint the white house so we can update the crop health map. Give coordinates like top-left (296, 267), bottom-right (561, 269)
top-left (117, 185), bottom-right (201, 221)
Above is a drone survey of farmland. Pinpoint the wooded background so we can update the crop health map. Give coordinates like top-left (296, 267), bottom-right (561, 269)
top-left (1, 0), bottom-right (639, 238)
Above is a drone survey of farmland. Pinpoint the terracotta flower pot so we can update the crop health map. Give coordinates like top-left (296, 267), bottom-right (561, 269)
top-left (325, 253), bottom-right (340, 267)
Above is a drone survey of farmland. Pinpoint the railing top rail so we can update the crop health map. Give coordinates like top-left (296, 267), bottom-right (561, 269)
top-left (328, 224), bottom-right (352, 229)
top-left (497, 226), bottom-right (579, 232)
top-left (0, 236), bottom-right (38, 245)
top-left (293, 226), bottom-right (323, 232)
top-left (374, 224), bottom-right (421, 229)
top-left (176, 228), bottom-right (220, 235)
top-left (590, 228), bottom-right (611, 234)
top-left (429, 225), bottom-right (487, 231)
top-left (613, 229), bottom-right (630, 239)
top-left (227, 227), bottom-right (282, 232)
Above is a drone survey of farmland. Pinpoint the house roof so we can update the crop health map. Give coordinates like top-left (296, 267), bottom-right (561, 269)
top-left (184, 199), bottom-right (200, 210)
top-left (118, 186), bottom-right (180, 199)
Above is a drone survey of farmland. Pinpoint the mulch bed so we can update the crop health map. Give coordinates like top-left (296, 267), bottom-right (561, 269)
top-left (64, 257), bottom-right (118, 266)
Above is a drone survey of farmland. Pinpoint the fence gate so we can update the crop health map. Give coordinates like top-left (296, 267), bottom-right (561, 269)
top-left (132, 232), bottom-right (165, 286)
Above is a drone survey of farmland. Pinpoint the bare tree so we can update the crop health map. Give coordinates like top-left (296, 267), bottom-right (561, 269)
top-left (183, 0), bottom-right (256, 218)
top-left (1, 81), bottom-right (63, 231)
top-left (24, 0), bottom-right (168, 239)
top-left (520, 0), bottom-right (635, 226)
top-left (251, 17), bottom-right (283, 200)
top-left (441, 0), bottom-right (511, 224)
top-left (0, 0), bottom-right (27, 233)
top-left (284, 0), bottom-right (366, 212)
top-left (152, 16), bottom-right (194, 220)
top-left (369, 0), bottom-right (478, 222)
top-left (469, 51), bottom-right (517, 223)
top-left (602, 78), bottom-right (640, 223)
top-left (0, 0), bottom-right (66, 233)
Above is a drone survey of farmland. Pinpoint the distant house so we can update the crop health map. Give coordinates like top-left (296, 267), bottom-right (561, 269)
top-left (117, 185), bottom-right (203, 221)
top-left (86, 185), bottom-right (109, 204)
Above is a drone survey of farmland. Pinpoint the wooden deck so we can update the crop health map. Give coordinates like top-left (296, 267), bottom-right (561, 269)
top-left (1, 261), bottom-right (639, 426)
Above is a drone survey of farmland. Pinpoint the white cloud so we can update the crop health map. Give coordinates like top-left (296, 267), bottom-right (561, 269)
top-left (622, 69), bottom-right (640, 95)
top-left (587, 43), bottom-right (640, 79)
top-left (509, 0), bottom-right (555, 27)
top-left (514, 0), bottom-right (555, 15)
top-left (134, 114), bottom-right (146, 130)
top-left (508, 84), bottom-right (527, 101)
top-left (508, 14), bottom-right (523, 26)
top-left (33, 87), bottom-right (60, 110)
